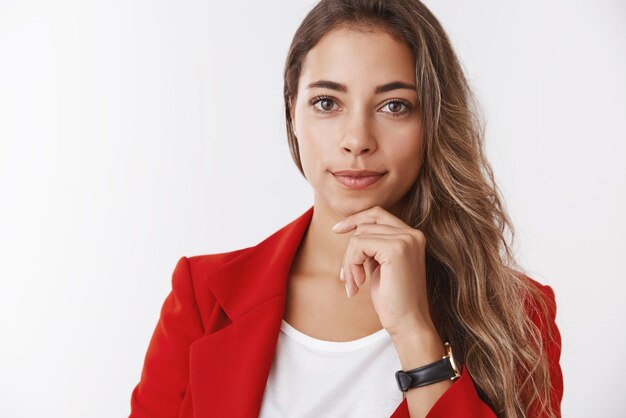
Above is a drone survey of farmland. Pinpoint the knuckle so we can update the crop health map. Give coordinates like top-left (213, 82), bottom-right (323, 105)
top-left (413, 229), bottom-right (426, 246)
top-left (392, 240), bottom-right (406, 253)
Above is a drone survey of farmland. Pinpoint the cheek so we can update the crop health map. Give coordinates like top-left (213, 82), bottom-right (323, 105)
top-left (390, 127), bottom-right (423, 161)
top-left (391, 133), bottom-right (424, 181)
top-left (296, 136), bottom-right (327, 179)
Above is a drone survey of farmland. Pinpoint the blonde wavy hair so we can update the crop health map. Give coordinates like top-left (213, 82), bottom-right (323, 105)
top-left (282, 1), bottom-right (558, 417)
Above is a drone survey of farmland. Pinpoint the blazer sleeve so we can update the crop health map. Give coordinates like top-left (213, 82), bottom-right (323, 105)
top-left (390, 363), bottom-right (496, 418)
top-left (391, 283), bottom-right (563, 418)
top-left (129, 256), bottom-right (204, 418)
top-left (528, 283), bottom-right (564, 417)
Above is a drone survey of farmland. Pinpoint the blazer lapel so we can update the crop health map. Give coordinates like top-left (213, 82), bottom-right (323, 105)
top-left (188, 206), bottom-right (314, 417)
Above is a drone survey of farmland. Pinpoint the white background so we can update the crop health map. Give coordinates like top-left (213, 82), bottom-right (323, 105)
top-left (1, 0), bottom-right (624, 417)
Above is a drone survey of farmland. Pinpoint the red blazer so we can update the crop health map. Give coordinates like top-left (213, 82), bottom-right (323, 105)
top-left (129, 206), bottom-right (563, 417)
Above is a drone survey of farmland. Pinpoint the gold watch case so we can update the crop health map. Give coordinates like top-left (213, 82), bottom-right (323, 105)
top-left (443, 342), bottom-right (461, 380)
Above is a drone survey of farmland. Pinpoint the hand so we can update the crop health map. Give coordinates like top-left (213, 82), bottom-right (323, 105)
top-left (332, 205), bottom-right (435, 338)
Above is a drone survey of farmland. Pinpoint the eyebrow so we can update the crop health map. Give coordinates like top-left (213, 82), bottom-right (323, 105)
top-left (305, 80), bottom-right (417, 94)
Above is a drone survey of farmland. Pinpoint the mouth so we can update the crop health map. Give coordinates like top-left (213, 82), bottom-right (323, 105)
top-left (331, 171), bottom-right (386, 190)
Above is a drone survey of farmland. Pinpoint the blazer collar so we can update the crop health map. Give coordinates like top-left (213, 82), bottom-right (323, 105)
top-left (204, 204), bottom-right (314, 321)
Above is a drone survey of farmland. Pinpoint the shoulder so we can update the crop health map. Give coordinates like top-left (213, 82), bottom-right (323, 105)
top-left (185, 246), bottom-right (254, 276)
top-left (174, 246), bottom-right (256, 298)
top-left (516, 274), bottom-right (564, 413)
top-left (517, 272), bottom-right (558, 319)
top-left (167, 247), bottom-right (254, 287)
top-left (516, 272), bottom-right (561, 359)
top-left (167, 246), bottom-right (256, 330)
top-left (521, 273), bottom-right (556, 301)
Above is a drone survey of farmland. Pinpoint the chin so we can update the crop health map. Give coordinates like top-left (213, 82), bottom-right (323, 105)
top-left (326, 195), bottom-right (391, 217)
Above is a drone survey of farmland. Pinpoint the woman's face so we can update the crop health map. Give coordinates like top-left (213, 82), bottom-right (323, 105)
top-left (291, 25), bottom-right (424, 218)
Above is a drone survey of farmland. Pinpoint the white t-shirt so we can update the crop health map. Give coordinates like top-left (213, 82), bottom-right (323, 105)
top-left (258, 318), bottom-right (404, 417)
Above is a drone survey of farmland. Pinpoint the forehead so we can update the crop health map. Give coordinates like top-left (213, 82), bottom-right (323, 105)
top-left (299, 26), bottom-right (416, 90)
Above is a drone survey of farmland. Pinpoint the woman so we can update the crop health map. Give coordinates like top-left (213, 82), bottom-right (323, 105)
top-left (129, 1), bottom-right (563, 417)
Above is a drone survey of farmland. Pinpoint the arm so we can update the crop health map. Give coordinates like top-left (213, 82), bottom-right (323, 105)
top-left (392, 283), bottom-right (563, 418)
top-left (129, 256), bottom-right (204, 418)
top-left (390, 331), bottom-right (496, 418)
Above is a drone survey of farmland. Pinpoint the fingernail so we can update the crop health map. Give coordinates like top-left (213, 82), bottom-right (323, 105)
top-left (345, 283), bottom-right (351, 298)
top-left (339, 267), bottom-right (344, 281)
top-left (332, 221), bottom-right (343, 231)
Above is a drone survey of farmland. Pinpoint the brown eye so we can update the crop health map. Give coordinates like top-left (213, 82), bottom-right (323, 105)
top-left (388, 102), bottom-right (403, 113)
top-left (310, 95), bottom-right (338, 113)
top-left (381, 99), bottom-right (412, 117)
top-left (319, 99), bottom-right (334, 111)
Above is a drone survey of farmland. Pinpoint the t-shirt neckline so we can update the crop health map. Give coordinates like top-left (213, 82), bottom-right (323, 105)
top-left (280, 319), bottom-right (390, 352)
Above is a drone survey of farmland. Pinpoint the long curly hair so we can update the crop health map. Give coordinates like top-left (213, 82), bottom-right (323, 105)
top-left (282, 1), bottom-right (558, 417)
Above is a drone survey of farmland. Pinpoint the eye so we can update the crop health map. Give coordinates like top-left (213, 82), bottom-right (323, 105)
top-left (380, 99), bottom-right (412, 117)
top-left (310, 95), bottom-right (338, 113)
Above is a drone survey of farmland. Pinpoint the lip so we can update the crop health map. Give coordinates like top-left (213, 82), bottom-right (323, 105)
top-left (331, 171), bottom-right (386, 190)
top-left (332, 169), bottom-right (385, 176)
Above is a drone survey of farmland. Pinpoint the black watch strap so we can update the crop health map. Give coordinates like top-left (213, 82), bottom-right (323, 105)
top-left (395, 342), bottom-right (461, 393)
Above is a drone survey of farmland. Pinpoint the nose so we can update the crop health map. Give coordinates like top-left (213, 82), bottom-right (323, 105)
top-left (339, 110), bottom-right (377, 156)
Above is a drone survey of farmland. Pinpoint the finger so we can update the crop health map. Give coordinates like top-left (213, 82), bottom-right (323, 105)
top-left (343, 235), bottom-right (387, 297)
top-left (343, 239), bottom-right (365, 297)
top-left (342, 236), bottom-right (355, 297)
top-left (345, 264), bottom-right (356, 298)
top-left (369, 262), bottom-right (382, 299)
top-left (352, 227), bottom-right (425, 255)
top-left (341, 248), bottom-right (354, 297)
top-left (332, 205), bottom-right (410, 233)
top-left (352, 223), bottom-right (427, 247)
top-left (345, 256), bottom-right (360, 297)
top-left (350, 261), bottom-right (366, 289)
top-left (352, 223), bottom-right (401, 234)
top-left (364, 256), bottom-right (378, 280)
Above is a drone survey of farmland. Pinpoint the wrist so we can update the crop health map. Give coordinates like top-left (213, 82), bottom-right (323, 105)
top-left (391, 325), bottom-right (445, 371)
top-left (394, 341), bottom-right (461, 397)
